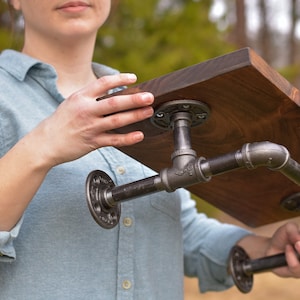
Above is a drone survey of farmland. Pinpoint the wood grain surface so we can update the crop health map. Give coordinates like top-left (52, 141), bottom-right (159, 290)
top-left (112, 48), bottom-right (300, 227)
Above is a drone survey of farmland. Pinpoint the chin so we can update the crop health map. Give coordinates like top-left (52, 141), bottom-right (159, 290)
top-left (58, 21), bottom-right (100, 39)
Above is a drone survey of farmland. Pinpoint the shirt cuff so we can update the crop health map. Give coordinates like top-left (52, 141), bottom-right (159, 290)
top-left (196, 227), bottom-right (251, 292)
top-left (0, 217), bottom-right (23, 262)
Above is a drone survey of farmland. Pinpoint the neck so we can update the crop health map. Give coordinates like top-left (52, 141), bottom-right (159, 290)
top-left (22, 34), bottom-right (98, 97)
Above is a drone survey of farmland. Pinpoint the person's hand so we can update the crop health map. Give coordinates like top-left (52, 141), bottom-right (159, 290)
top-left (30, 73), bottom-right (154, 168)
top-left (266, 222), bottom-right (300, 278)
top-left (237, 222), bottom-right (300, 278)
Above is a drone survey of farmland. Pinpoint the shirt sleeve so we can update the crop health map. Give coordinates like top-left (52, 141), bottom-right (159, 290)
top-left (0, 217), bottom-right (23, 262)
top-left (180, 188), bottom-right (252, 293)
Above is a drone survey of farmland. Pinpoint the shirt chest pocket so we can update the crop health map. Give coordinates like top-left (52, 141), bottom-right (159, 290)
top-left (150, 191), bottom-right (181, 221)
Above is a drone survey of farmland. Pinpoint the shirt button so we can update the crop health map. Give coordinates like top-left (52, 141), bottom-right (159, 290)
top-left (116, 166), bottom-right (126, 175)
top-left (123, 217), bottom-right (133, 227)
top-left (122, 280), bottom-right (132, 290)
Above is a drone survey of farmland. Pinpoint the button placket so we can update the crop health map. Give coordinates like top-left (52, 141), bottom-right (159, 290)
top-left (116, 202), bottom-right (135, 299)
top-left (99, 149), bottom-right (138, 298)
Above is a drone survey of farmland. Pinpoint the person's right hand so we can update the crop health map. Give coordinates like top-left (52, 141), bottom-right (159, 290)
top-left (30, 73), bottom-right (154, 168)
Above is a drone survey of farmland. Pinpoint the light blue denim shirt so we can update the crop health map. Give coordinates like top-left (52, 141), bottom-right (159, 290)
top-left (0, 50), bottom-right (250, 299)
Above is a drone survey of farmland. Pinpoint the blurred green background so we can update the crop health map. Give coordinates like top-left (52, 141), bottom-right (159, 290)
top-left (2, 0), bottom-right (300, 84)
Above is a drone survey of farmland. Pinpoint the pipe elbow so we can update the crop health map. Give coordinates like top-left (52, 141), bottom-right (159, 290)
top-left (238, 141), bottom-right (290, 170)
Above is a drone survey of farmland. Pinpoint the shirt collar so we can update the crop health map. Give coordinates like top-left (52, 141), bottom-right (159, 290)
top-left (0, 49), bottom-right (54, 81)
top-left (0, 49), bottom-right (121, 96)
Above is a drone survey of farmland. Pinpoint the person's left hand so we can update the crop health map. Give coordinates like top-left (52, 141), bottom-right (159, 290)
top-left (238, 222), bottom-right (300, 278)
top-left (266, 222), bottom-right (300, 278)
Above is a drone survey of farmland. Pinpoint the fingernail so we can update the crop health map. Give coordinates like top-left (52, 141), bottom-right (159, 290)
top-left (127, 73), bottom-right (137, 81)
top-left (133, 132), bottom-right (144, 142)
top-left (141, 93), bottom-right (154, 104)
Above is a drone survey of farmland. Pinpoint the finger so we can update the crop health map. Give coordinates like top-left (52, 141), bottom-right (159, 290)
top-left (286, 223), bottom-right (300, 245)
top-left (295, 240), bottom-right (300, 253)
top-left (272, 222), bottom-right (300, 252)
top-left (96, 131), bottom-right (145, 148)
top-left (286, 244), bottom-right (300, 267)
top-left (84, 73), bottom-right (138, 98)
top-left (95, 92), bottom-right (154, 117)
top-left (96, 106), bottom-right (154, 132)
top-left (272, 245), bottom-right (299, 278)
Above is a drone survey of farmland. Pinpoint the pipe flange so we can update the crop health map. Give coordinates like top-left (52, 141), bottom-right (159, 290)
top-left (229, 246), bottom-right (253, 293)
top-left (151, 100), bottom-right (210, 130)
top-left (280, 192), bottom-right (300, 212)
top-left (86, 170), bottom-right (121, 229)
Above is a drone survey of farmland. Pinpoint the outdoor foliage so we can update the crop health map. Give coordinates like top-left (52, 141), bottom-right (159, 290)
top-left (2, 0), bottom-right (300, 84)
top-left (94, 0), bottom-right (234, 82)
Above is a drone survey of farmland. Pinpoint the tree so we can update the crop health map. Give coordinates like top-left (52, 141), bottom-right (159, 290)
top-left (234, 0), bottom-right (247, 47)
top-left (257, 0), bottom-right (272, 61)
top-left (94, 0), bottom-right (235, 82)
top-left (288, 0), bottom-right (298, 65)
top-left (1, 0), bottom-right (235, 79)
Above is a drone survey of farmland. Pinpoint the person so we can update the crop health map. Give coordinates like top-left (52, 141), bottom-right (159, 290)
top-left (0, 1), bottom-right (299, 299)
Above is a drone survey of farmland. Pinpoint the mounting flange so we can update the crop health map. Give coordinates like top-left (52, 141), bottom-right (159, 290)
top-left (229, 245), bottom-right (253, 293)
top-left (280, 192), bottom-right (300, 212)
top-left (151, 100), bottom-right (210, 130)
top-left (86, 170), bottom-right (121, 229)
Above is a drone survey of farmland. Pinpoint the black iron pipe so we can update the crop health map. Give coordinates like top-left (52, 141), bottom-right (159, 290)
top-left (109, 175), bottom-right (163, 204)
top-left (243, 252), bottom-right (287, 275)
top-left (200, 151), bottom-right (242, 177)
top-left (100, 142), bottom-right (300, 207)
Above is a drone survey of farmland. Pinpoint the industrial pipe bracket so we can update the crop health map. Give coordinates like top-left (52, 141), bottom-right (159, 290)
top-left (86, 100), bottom-right (300, 229)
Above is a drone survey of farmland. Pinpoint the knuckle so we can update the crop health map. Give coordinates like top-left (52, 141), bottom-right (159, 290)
top-left (106, 96), bottom-right (119, 110)
top-left (68, 90), bottom-right (82, 103)
top-left (135, 107), bottom-right (152, 121)
top-left (97, 75), bottom-right (113, 87)
top-left (109, 135), bottom-right (125, 147)
top-left (134, 109), bottom-right (144, 121)
top-left (109, 114), bottom-right (123, 128)
top-left (132, 93), bottom-right (142, 105)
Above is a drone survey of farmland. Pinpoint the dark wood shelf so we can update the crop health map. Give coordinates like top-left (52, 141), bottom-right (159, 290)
top-left (113, 48), bottom-right (300, 227)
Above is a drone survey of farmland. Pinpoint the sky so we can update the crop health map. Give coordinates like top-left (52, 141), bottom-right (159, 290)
top-left (210, 0), bottom-right (297, 36)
